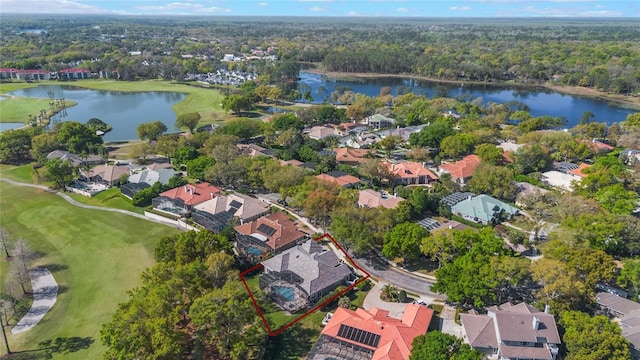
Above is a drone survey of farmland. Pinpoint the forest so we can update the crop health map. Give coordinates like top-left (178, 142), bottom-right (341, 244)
top-left (1, 15), bottom-right (639, 96)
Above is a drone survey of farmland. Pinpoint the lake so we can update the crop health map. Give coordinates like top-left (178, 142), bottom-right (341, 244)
top-left (7, 85), bottom-right (186, 141)
top-left (298, 71), bottom-right (636, 128)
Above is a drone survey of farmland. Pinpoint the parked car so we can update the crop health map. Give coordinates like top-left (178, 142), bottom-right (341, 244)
top-left (413, 299), bottom-right (426, 306)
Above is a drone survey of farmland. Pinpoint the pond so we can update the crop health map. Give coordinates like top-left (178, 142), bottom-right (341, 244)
top-left (0, 122), bottom-right (26, 132)
top-left (7, 85), bottom-right (186, 141)
top-left (298, 71), bottom-right (637, 128)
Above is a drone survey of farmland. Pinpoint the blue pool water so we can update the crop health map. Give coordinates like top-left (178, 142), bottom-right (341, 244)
top-left (247, 246), bottom-right (263, 256)
top-left (273, 285), bottom-right (295, 301)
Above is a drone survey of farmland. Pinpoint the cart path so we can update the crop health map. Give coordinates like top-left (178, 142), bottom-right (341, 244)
top-left (0, 178), bottom-right (176, 226)
top-left (11, 268), bottom-right (58, 334)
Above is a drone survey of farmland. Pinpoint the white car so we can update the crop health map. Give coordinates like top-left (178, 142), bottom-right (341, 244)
top-left (413, 299), bottom-right (427, 306)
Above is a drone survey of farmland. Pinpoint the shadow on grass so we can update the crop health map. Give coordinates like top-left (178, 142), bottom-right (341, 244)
top-left (263, 323), bottom-right (320, 360)
top-left (41, 264), bottom-right (68, 273)
top-left (38, 337), bottom-right (95, 358)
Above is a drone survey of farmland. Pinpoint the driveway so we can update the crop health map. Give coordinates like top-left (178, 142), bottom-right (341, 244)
top-left (362, 282), bottom-right (408, 318)
top-left (11, 268), bottom-right (58, 334)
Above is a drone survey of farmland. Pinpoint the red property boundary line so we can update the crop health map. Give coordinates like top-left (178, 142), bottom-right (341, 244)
top-left (239, 233), bottom-right (371, 336)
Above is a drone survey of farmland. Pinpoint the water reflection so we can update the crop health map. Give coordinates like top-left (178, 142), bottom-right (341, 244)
top-left (298, 71), bottom-right (635, 127)
top-left (9, 85), bottom-right (186, 141)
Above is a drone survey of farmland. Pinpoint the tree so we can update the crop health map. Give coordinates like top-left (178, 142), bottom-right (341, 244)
top-left (9, 240), bottom-right (35, 294)
top-left (0, 228), bottom-right (11, 259)
top-left (190, 281), bottom-right (267, 360)
top-left (410, 331), bottom-right (483, 360)
top-left (561, 311), bottom-right (631, 360)
top-left (467, 163), bottom-right (516, 201)
top-left (408, 120), bottom-right (456, 149)
top-left (136, 121), bottom-right (167, 141)
top-left (56, 121), bottom-right (103, 154)
top-left (338, 296), bottom-right (351, 309)
top-left (474, 143), bottom-right (504, 165)
top-left (87, 117), bottom-right (109, 131)
top-left (381, 284), bottom-right (399, 302)
top-left (222, 94), bottom-right (252, 115)
top-left (44, 158), bottom-right (75, 189)
top-left (511, 143), bottom-right (552, 175)
top-left (382, 222), bottom-right (427, 261)
top-left (595, 183), bottom-right (638, 215)
top-left (128, 142), bottom-right (153, 162)
top-left (440, 133), bottom-right (476, 159)
top-left (30, 132), bottom-right (60, 161)
top-left (217, 118), bottom-right (262, 139)
top-left (185, 156), bottom-right (214, 180)
top-left (531, 258), bottom-right (588, 314)
top-left (618, 259), bottom-right (640, 300)
top-left (377, 135), bottom-right (404, 159)
top-left (271, 113), bottom-right (303, 131)
top-left (175, 112), bottom-right (200, 133)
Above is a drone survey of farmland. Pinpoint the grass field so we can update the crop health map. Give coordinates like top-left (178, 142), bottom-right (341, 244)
top-left (0, 182), bottom-right (180, 359)
top-left (0, 80), bottom-right (228, 125)
top-left (0, 96), bottom-right (78, 123)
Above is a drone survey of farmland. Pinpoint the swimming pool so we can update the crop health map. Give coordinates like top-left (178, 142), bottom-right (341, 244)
top-left (246, 245), bottom-right (263, 256)
top-left (273, 285), bottom-right (295, 301)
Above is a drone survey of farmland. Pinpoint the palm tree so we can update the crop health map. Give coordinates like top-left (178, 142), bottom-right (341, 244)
top-left (381, 284), bottom-right (398, 302)
top-left (338, 296), bottom-right (351, 309)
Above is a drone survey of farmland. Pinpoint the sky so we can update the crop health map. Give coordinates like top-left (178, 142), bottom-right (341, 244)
top-left (0, 0), bottom-right (638, 17)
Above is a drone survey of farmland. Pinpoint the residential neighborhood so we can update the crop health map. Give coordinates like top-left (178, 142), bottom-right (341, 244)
top-left (1, 13), bottom-right (640, 360)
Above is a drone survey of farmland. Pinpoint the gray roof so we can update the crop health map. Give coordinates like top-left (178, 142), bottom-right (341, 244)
top-left (462, 302), bottom-right (561, 359)
top-left (129, 168), bottom-right (176, 186)
top-left (261, 240), bottom-right (354, 297)
top-left (47, 150), bottom-right (102, 167)
top-left (596, 292), bottom-right (640, 316)
top-left (451, 194), bottom-right (519, 223)
top-left (194, 193), bottom-right (270, 222)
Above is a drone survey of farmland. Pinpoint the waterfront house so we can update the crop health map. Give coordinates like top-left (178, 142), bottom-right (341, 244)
top-left (152, 182), bottom-right (222, 216)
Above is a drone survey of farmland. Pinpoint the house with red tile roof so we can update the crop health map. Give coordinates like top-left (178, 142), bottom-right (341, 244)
top-left (439, 154), bottom-right (481, 184)
top-left (582, 139), bottom-right (614, 153)
top-left (384, 161), bottom-right (439, 186)
top-left (567, 162), bottom-right (592, 177)
top-left (152, 182), bottom-right (222, 216)
top-left (307, 304), bottom-right (434, 360)
top-left (234, 212), bottom-right (308, 253)
top-left (58, 68), bottom-right (91, 80)
top-left (358, 189), bottom-right (405, 209)
top-left (335, 148), bottom-right (372, 166)
top-left (460, 302), bottom-right (560, 360)
top-left (316, 171), bottom-right (362, 188)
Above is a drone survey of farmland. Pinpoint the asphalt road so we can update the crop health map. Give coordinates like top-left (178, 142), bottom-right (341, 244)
top-left (352, 251), bottom-right (446, 300)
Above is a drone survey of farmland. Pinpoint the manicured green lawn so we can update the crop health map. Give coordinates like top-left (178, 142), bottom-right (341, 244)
top-left (0, 164), bottom-right (39, 183)
top-left (0, 182), bottom-right (179, 359)
top-left (66, 187), bottom-right (144, 214)
top-left (0, 95), bottom-right (78, 123)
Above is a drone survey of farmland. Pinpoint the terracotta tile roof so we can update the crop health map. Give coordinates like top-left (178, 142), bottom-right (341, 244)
top-left (334, 148), bottom-right (371, 164)
top-left (582, 139), bottom-right (614, 152)
top-left (158, 182), bottom-right (222, 206)
top-left (358, 189), bottom-right (405, 209)
top-left (234, 212), bottom-right (306, 251)
top-left (439, 154), bottom-right (481, 181)
top-left (321, 305), bottom-right (433, 360)
top-left (568, 162), bottom-right (592, 177)
top-left (315, 173), bottom-right (361, 188)
top-left (385, 161), bottom-right (439, 180)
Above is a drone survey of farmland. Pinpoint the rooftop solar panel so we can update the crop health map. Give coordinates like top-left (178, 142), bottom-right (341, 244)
top-left (229, 200), bottom-right (243, 209)
top-left (418, 217), bottom-right (442, 231)
top-left (442, 192), bottom-right (476, 206)
top-left (337, 324), bottom-right (381, 348)
top-left (257, 223), bottom-right (276, 236)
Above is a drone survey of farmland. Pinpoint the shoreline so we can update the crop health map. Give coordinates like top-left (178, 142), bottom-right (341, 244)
top-left (304, 67), bottom-right (640, 111)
